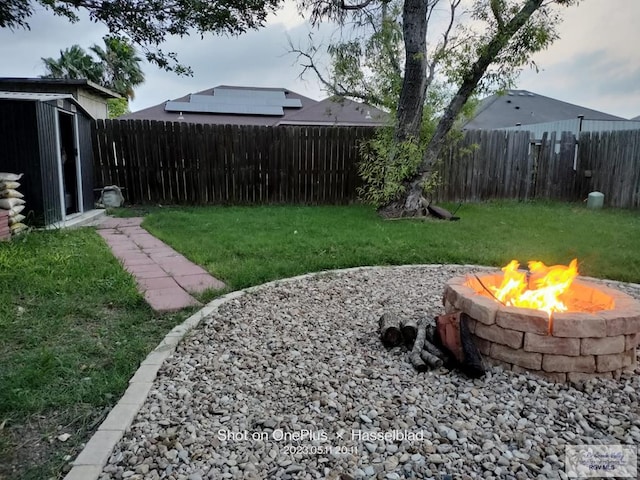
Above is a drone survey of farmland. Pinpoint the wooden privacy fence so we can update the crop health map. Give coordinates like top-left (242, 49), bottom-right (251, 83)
top-left (436, 130), bottom-right (579, 203)
top-left (92, 120), bottom-right (640, 208)
top-left (92, 120), bottom-right (375, 205)
top-left (436, 129), bottom-right (640, 208)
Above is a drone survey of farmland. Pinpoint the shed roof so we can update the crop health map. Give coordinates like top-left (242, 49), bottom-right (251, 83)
top-left (0, 90), bottom-right (92, 117)
top-left (0, 77), bottom-right (120, 99)
top-left (0, 91), bottom-right (73, 102)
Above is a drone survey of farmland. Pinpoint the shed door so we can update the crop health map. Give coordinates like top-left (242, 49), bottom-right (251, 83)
top-left (56, 110), bottom-right (84, 217)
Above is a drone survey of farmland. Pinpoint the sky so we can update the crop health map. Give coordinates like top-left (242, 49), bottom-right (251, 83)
top-left (0, 0), bottom-right (639, 119)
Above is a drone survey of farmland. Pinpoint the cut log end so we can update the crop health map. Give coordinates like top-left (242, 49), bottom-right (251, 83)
top-left (379, 313), bottom-right (403, 348)
top-left (400, 318), bottom-right (417, 347)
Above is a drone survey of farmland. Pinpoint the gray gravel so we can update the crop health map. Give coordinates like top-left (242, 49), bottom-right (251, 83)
top-left (100, 265), bottom-right (640, 480)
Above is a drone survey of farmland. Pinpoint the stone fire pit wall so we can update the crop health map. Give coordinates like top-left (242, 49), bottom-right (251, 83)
top-left (444, 274), bottom-right (640, 383)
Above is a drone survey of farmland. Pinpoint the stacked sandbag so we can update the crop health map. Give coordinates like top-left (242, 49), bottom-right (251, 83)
top-left (0, 172), bottom-right (27, 236)
top-left (0, 209), bottom-right (9, 240)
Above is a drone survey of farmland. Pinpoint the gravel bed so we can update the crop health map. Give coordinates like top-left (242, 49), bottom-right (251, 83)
top-left (100, 265), bottom-right (640, 480)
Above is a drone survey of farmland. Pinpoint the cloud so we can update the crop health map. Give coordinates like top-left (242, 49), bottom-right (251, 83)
top-left (0, 5), bottom-right (333, 111)
top-left (128, 20), bottom-right (335, 110)
top-left (516, 0), bottom-right (640, 119)
top-left (0, 10), bottom-right (110, 76)
top-left (1, 0), bottom-right (639, 118)
top-left (520, 48), bottom-right (640, 119)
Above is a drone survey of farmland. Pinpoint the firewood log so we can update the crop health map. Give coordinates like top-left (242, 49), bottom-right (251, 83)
top-left (400, 318), bottom-right (418, 347)
top-left (459, 313), bottom-right (485, 378)
top-left (409, 318), bottom-right (429, 371)
top-left (379, 313), bottom-right (403, 348)
top-left (434, 312), bottom-right (485, 378)
top-left (423, 338), bottom-right (451, 363)
top-left (420, 349), bottom-right (443, 369)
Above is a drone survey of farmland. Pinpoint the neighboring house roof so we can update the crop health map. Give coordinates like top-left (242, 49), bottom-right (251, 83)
top-left (464, 89), bottom-right (624, 130)
top-left (632, 115), bottom-right (640, 121)
top-left (280, 97), bottom-right (389, 126)
top-left (0, 77), bottom-right (120, 99)
top-left (120, 85), bottom-right (389, 126)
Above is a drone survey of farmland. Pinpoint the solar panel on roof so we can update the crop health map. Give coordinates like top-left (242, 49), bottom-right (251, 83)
top-left (164, 87), bottom-right (302, 116)
top-left (188, 94), bottom-right (301, 108)
top-left (165, 101), bottom-right (284, 116)
top-left (282, 99), bottom-right (303, 108)
top-left (214, 88), bottom-right (284, 99)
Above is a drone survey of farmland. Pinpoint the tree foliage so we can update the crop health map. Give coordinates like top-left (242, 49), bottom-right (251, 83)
top-left (293, 0), bottom-right (404, 111)
top-left (41, 44), bottom-right (103, 83)
top-left (42, 36), bottom-right (145, 117)
top-left (2, 0), bottom-right (281, 73)
top-left (107, 98), bottom-right (131, 118)
top-left (90, 35), bottom-right (145, 99)
top-left (294, 0), bottom-right (578, 215)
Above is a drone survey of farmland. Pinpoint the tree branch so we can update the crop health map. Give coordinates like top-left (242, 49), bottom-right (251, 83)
top-left (378, 2), bottom-right (402, 79)
top-left (289, 40), bottom-right (385, 107)
top-left (427, 0), bottom-right (461, 90)
top-left (405, 0), bottom-right (548, 207)
top-left (490, 0), bottom-right (505, 29)
top-left (340, 0), bottom-right (375, 10)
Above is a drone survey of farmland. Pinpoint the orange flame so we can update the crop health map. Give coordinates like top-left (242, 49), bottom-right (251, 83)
top-left (491, 259), bottom-right (579, 317)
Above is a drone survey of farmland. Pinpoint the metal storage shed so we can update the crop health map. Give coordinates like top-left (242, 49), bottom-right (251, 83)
top-left (0, 91), bottom-right (95, 226)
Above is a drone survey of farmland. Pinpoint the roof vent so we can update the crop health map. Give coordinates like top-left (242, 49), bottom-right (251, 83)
top-left (506, 100), bottom-right (512, 103)
top-left (527, 93), bottom-right (534, 97)
top-left (518, 92), bottom-right (525, 96)
top-left (515, 106), bottom-right (520, 109)
top-left (507, 92), bottom-right (514, 96)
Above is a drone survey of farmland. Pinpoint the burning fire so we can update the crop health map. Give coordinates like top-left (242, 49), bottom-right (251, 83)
top-left (490, 258), bottom-right (579, 317)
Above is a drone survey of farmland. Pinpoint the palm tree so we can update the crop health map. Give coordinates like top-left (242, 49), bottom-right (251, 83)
top-left (41, 45), bottom-right (103, 83)
top-left (42, 37), bottom-right (145, 117)
top-left (90, 36), bottom-right (145, 100)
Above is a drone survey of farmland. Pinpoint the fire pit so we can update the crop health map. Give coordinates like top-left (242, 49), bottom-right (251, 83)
top-left (443, 261), bottom-right (640, 383)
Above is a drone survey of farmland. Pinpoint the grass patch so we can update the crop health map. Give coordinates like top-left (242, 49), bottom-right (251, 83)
top-left (0, 229), bottom-right (190, 479)
top-left (2, 200), bottom-right (639, 477)
top-left (141, 201), bottom-right (640, 288)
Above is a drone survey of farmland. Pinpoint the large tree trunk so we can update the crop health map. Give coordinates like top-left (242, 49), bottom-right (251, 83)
top-left (390, 0), bottom-right (546, 216)
top-left (394, 0), bottom-right (428, 143)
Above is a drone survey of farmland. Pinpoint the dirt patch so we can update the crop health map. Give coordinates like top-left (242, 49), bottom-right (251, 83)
top-left (0, 405), bottom-right (108, 480)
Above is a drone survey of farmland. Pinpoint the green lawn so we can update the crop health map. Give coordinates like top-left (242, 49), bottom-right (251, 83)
top-left (2, 200), bottom-right (639, 478)
top-left (141, 201), bottom-right (640, 289)
top-left (0, 229), bottom-right (192, 479)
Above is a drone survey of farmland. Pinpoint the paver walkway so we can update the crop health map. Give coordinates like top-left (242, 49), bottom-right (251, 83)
top-left (96, 217), bottom-right (225, 311)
